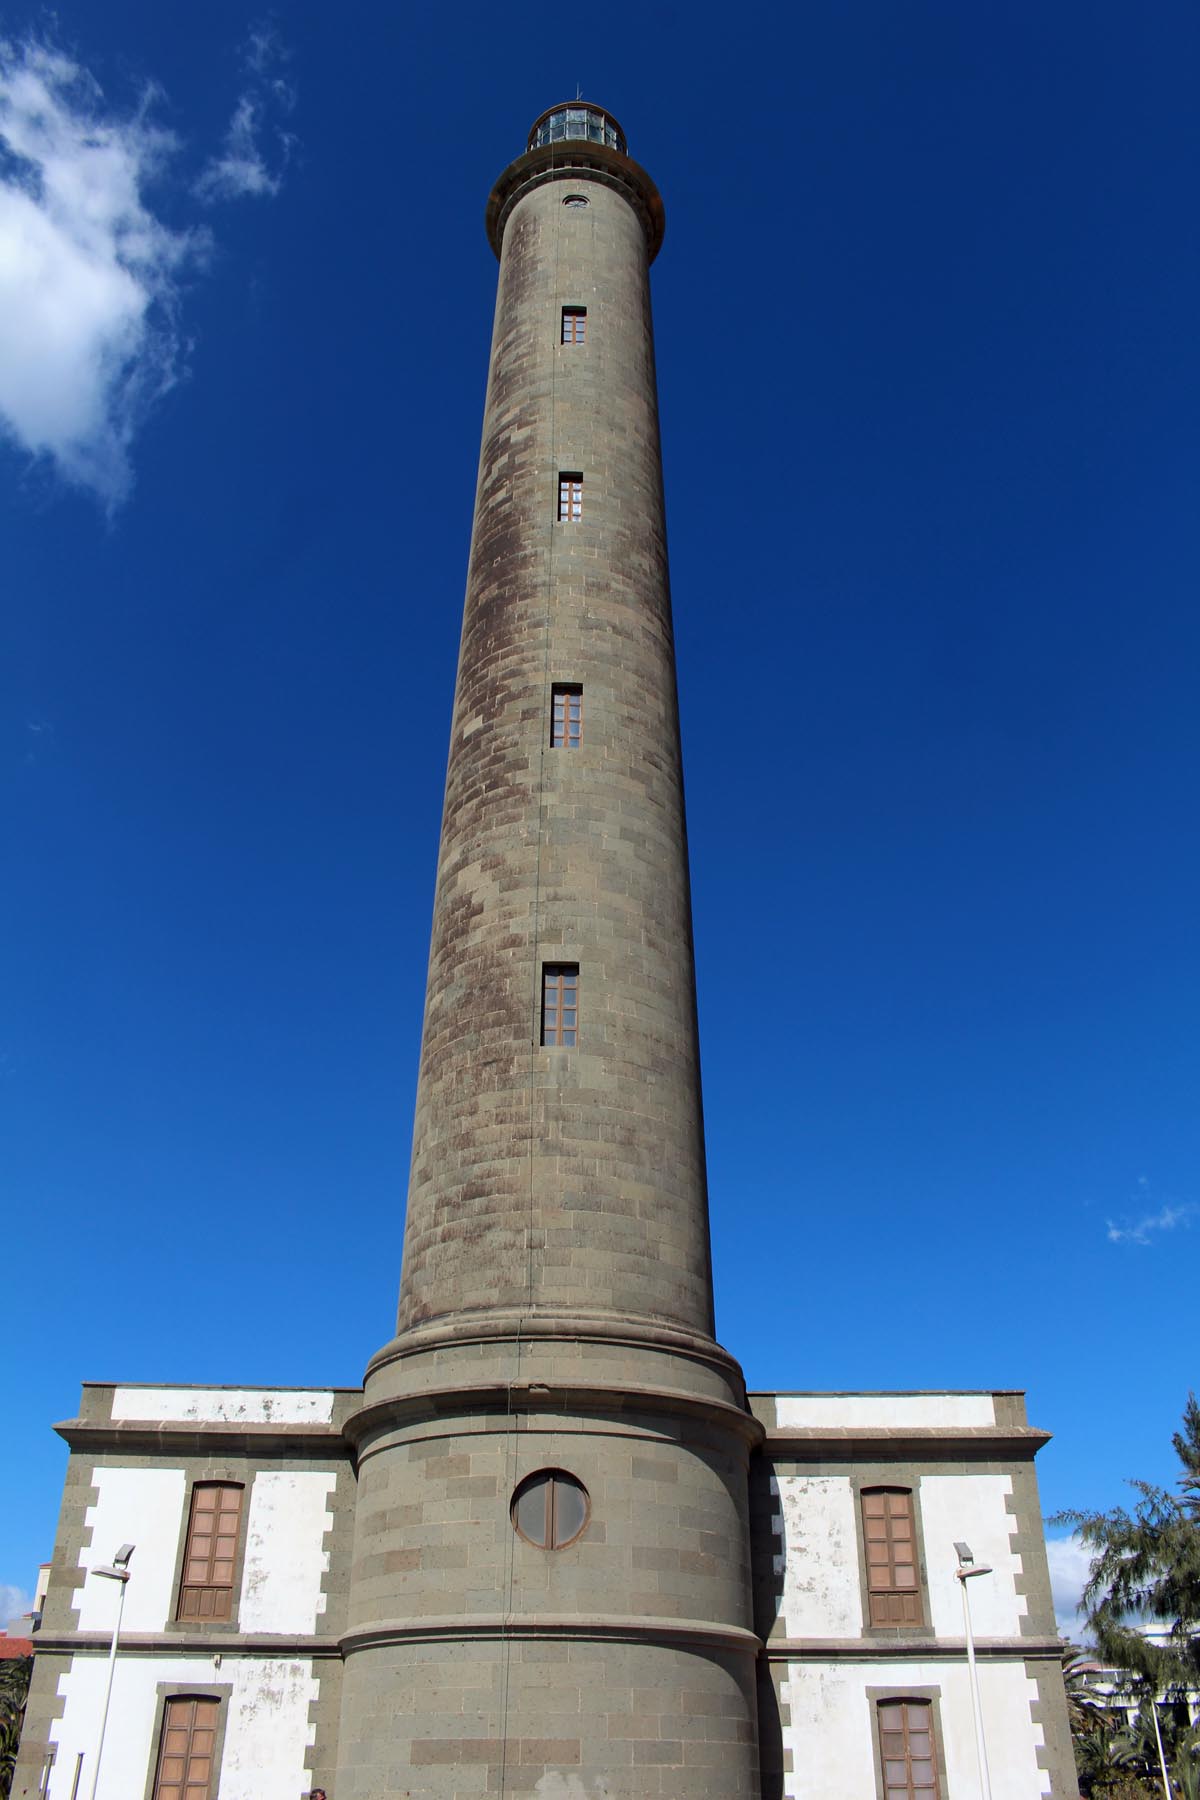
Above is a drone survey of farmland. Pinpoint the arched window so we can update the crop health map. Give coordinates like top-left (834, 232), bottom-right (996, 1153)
top-left (877, 1699), bottom-right (940, 1797)
top-left (861, 1486), bottom-right (922, 1625)
top-left (152, 1696), bottom-right (221, 1800)
top-left (177, 1482), bottom-right (244, 1621)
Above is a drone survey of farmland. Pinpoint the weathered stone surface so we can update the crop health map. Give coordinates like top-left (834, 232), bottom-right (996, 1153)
top-left (334, 120), bottom-right (760, 1798)
top-left (395, 159), bottom-right (713, 1340)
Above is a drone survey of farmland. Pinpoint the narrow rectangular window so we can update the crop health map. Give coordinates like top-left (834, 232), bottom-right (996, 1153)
top-left (551, 684), bottom-right (583, 748)
top-left (558, 473), bottom-right (583, 521)
top-left (152, 1696), bottom-right (220, 1800)
top-left (178, 1483), bottom-right (243, 1622)
top-left (542, 964), bottom-right (579, 1047)
top-left (561, 306), bottom-right (587, 344)
top-left (862, 1488), bottom-right (922, 1626)
top-left (877, 1699), bottom-right (940, 1798)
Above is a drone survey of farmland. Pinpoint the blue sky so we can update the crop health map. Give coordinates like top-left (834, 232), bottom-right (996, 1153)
top-left (2, 1), bottom-right (1197, 1632)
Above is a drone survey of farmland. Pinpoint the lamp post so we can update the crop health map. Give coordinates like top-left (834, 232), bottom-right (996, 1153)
top-left (1148, 1691), bottom-right (1172, 1800)
top-left (86, 1543), bottom-right (134, 1800)
top-left (954, 1541), bottom-right (993, 1800)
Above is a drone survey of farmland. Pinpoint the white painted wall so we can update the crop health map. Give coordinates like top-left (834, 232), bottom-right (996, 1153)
top-left (771, 1475), bottom-right (863, 1639)
top-left (111, 1386), bottom-right (335, 1425)
top-left (72, 1468), bottom-right (186, 1633)
top-left (239, 1471), bottom-right (336, 1634)
top-left (920, 1473), bottom-right (1027, 1637)
top-left (48, 1653), bottom-right (319, 1800)
top-left (774, 1393), bottom-right (997, 1430)
top-left (216, 1660), bottom-right (322, 1800)
top-left (71, 1463), bottom-right (335, 1641)
top-left (769, 1469), bottom-right (1026, 1644)
top-left (780, 1657), bottom-right (1048, 1800)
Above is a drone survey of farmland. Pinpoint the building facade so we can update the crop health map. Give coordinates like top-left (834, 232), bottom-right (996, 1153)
top-left (13, 103), bottom-right (1075, 1800)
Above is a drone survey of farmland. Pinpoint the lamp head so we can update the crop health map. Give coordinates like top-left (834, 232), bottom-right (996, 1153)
top-left (92, 1543), bottom-right (135, 1582)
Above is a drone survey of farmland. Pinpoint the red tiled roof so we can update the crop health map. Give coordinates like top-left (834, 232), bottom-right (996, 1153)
top-left (0, 1637), bottom-right (33, 1657)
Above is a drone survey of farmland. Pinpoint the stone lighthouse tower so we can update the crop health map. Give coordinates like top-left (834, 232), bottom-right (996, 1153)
top-left (335, 103), bottom-right (762, 1795)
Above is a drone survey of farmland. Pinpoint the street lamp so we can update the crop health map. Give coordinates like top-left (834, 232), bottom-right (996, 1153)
top-left (1147, 1691), bottom-right (1172, 1800)
top-left (954, 1541), bottom-right (994, 1800)
top-left (86, 1543), bottom-right (134, 1800)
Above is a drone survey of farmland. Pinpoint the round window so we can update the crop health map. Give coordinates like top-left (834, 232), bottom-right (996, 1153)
top-left (561, 194), bottom-right (589, 209)
top-left (511, 1469), bottom-right (590, 1549)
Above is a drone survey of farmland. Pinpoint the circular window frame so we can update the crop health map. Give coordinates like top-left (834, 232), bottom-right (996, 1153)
top-left (510, 1469), bottom-right (590, 1550)
top-left (561, 193), bottom-right (590, 209)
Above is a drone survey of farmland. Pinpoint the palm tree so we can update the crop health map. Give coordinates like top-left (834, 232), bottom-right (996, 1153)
top-left (1172, 1724), bottom-right (1200, 1800)
top-left (1060, 1644), bottom-right (1146, 1796)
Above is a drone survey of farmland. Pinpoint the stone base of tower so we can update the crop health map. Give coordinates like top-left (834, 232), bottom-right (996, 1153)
top-left (335, 1632), bottom-right (758, 1798)
top-left (332, 1319), bottom-right (763, 1796)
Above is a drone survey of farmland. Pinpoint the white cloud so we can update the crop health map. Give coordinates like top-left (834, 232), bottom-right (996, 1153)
top-left (0, 1582), bottom-right (34, 1631)
top-left (1106, 1201), bottom-right (1196, 1247)
top-left (244, 23), bottom-right (296, 102)
top-left (0, 39), bottom-right (203, 506)
top-left (1046, 1532), bottom-right (1094, 1641)
top-left (195, 94), bottom-right (282, 201)
top-left (195, 26), bottom-right (295, 204)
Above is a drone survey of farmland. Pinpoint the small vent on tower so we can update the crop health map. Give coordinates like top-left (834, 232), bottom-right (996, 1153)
top-left (561, 193), bottom-right (589, 209)
top-left (557, 473), bottom-right (583, 522)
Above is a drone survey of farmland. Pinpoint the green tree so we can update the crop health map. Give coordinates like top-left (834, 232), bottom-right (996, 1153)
top-left (1056, 1395), bottom-right (1200, 1797)
top-left (1057, 1394), bottom-right (1200, 1698)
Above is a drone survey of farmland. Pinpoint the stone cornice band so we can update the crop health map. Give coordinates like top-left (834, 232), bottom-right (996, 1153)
top-left (53, 1419), bottom-right (350, 1458)
top-left (760, 1425), bottom-right (1051, 1460)
top-left (346, 1379), bottom-right (765, 1457)
top-left (341, 1615), bottom-right (760, 1655)
top-left (39, 1626), bottom-right (1063, 1664)
top-left (54, 1416), bottom-right (1038, 1465)
top-left (368, 1308), bottom-right (744, 1380)
top-left (485, 143), bottom-right (665, 262)
top-left (35, 1631), bottom-right (345, 1659)
top-left (760, 1635), bottom-right (1066, 1661)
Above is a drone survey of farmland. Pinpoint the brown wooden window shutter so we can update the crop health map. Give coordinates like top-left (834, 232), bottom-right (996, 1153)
top-left (558, 473), bottom-right (583, 521)
top-left (178, 1482), bottom-right (244, 1622)
top-left (152, 1696), bottom-right (221, 1800)
top-left (862, 1487), bottom-right (923, 1626)
top-left (551, 685), bottom-right (583, 748)
top-left (877, 1699), bottom-right (940, 1797)
top-left (541, 965), bottom-right (579, 1047)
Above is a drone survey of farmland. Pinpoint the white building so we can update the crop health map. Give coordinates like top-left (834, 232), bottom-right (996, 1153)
top-left (13, 1381), bottom-right (1074, 1797)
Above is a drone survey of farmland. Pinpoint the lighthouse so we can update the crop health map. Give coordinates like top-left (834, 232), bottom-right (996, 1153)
top-left (334, 100), bottom-right (762, 1798)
